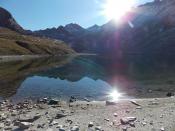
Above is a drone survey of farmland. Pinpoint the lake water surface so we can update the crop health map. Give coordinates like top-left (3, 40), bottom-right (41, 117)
top-left (0, 55), bottom-right (175, 102)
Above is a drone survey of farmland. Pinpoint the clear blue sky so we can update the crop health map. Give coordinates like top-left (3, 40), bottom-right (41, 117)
top-left (0, 0), bottom-right (152, 31)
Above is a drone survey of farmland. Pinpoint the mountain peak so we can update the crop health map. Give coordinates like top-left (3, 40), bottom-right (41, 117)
top-left (0, 7), bottom-right (25, 33)
top-left (87, 24), bottom-right (101, 32)
top-left (64, 23), bottom-right (85, 33)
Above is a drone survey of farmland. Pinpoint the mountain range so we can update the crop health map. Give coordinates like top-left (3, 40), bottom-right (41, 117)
top-left (1, 0), bottom-right (175, 57)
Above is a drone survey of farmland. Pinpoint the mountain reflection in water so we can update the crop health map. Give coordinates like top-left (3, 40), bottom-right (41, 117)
top-left (1, 55), bottom-right (175, 102)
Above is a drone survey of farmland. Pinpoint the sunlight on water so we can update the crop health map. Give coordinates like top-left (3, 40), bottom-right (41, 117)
top-left (108, 88), bottom-right (123, 101)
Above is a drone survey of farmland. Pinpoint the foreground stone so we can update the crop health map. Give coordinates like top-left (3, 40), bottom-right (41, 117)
top-left (120, 117), bottom-right (137, 125)
top-left (15, 121), bottom-right (31, 129)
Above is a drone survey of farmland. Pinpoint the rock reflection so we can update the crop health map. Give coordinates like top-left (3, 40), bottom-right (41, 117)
top-left (0, 56), bottom-right (74, 98)
top-left (1, 55), bottom-right (175, 100)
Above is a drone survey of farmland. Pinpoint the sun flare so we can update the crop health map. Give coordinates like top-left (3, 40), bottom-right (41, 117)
top-left (102, 0), bottom-right (135, 22)
top-left (109, 89), bottom-right (122, 101)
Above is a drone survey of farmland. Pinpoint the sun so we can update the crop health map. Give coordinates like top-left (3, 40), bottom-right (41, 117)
top-left (102, 0), bottom-right (135, 22)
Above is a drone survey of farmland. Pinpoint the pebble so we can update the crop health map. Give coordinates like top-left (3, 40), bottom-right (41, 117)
top-left (141, 122), bottom-right (147, 126)
top-left (59, 128), bottom-right (65, 131)
top-left (69, 96), bottom-right (76, 103)
top-left (88, 122), bottom-right (94, 127)
top-left (95, 126), bottom-right (102, 131)
top-left (122, 127), bottom-right (127, 131)
top-left (48, 99), bottom-right (59, 105)
top-left (150, 121), bottom-right (153, 125)
top-left (37, 123), bottom-right (45, 128)
top-left (125, 110), bottom-right (130, 113)
top-left (18, 122), bottom-right (31, 129)
top-left (130, 100), bottom-right (141, 106)
top-left (120, 117), bottom-right (137, 125)
top-left (71, 125), bottom-right (79, 131)
top-left (149, 101), bottom-right (159, 105)
top-left (136, 106), bottom-right (142, 109)
top-left (129, 122), bottom-right (135, 127)
top-left (55, 113), bottom-right (67, 119)
top-left (52, 120), bottom-right (58, 125)
top-left (83, 98), bottom-right (90, 102)
top-left (104, 118), bottom-right (110, 122)
top-left (166, 92), bottom-right (174, 97)
top-left (160, 127), bottom-right (165, 131)
top-left (66, 119), bottom-right (73, 124)
top-left (114, 113), bottom-right (118, 117)
top-left (57, 125), bottom-right (63, 128)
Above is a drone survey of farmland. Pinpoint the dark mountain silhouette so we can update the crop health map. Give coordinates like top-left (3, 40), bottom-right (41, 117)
top-left (34, 0), bottom-right (175, 56)
top-left (0, 7), bottom-right (26, 33)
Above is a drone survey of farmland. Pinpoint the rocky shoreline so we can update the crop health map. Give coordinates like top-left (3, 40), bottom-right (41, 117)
top-left (0, 97), bottom-right (175, 131)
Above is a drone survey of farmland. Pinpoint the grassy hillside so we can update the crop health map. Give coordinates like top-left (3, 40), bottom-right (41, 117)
top-left (0, 28), bottom-right (75, 55)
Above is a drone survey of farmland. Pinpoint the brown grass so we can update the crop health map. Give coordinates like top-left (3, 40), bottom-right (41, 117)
top-left (0, 28), bottom-right (75, 55)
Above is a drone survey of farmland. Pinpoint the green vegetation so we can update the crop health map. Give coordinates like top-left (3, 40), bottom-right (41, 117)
top-left (0, 28), bottom-right (75, 55)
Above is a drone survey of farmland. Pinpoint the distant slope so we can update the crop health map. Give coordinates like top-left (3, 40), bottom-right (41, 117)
top-left (0, 28), bottom-right (75, 55)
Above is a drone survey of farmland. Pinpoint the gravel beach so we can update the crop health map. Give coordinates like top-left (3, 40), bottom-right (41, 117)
top-left (0, 97), bottom-right (175, 131)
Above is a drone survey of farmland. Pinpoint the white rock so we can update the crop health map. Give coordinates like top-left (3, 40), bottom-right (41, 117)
top-left (136, 106), bottom-right (142, 109)
top-left (52, 120), bottom-right (58, 125)
top-left (95, 126), bottom-right (102, 130)
top-left (141, 122), bottom-right (147, 126)
top-left (150, 101), bottom-right (159, 105)
top-left (160, 115), bottom-right (163, 118)
top-left (160, 127), bottom-right (165, 131)
top-left (88, 122), bottom-right (94, 127)
top-left (104, 118), bottom-right (110, 122)
top-left (57, 125), bottom-right (63, 128)
top-left (114, 113), bottom-right (118, 117)
top-left (129, 122), bottom-right (135, 127)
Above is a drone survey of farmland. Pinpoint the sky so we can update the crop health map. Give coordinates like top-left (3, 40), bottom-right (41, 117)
top-left (0, 0), bottom-right (152, 31)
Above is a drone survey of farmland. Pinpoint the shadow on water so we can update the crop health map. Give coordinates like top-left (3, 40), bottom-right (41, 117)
top-left (1, 55), bottom-right (175, 101)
